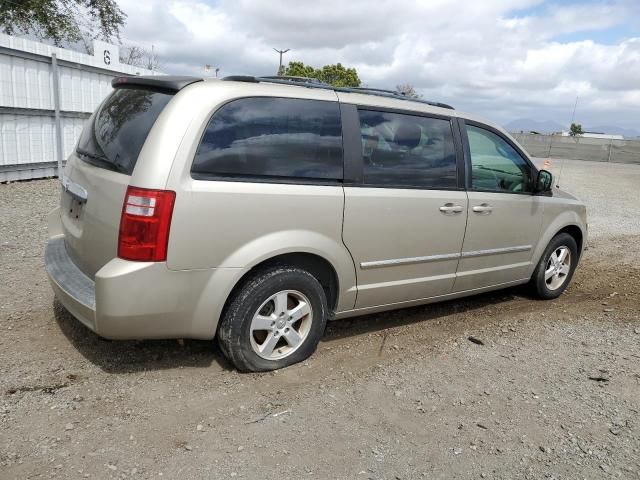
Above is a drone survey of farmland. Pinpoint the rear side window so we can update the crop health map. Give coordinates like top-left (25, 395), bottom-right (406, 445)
top-left (76, 88), bottom-right (172, 175)
top-left (191, 97), bottom-right (343, 181)
top-left (359, 109), bottom-right (457, 188)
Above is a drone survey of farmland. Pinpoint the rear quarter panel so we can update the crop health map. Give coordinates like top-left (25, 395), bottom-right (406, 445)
top-left (162, 82), bottom-right (358, 313)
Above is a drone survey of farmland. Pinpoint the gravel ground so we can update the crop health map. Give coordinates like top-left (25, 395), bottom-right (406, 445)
top-left (1, 160), bottom-right (639, 480)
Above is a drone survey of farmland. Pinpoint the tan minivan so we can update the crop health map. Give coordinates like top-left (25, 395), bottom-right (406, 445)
top-left (45, 75), bottom-right (587, 371)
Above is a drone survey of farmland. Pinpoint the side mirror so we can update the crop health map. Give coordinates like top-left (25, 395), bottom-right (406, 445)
top-left (535, 169), bottom-right (553, 193)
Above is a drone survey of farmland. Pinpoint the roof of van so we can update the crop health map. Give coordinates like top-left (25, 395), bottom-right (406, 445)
top-left (112, 74), bottom-right (512, 140)
top-left (221, 75), bottom-right (456, 110)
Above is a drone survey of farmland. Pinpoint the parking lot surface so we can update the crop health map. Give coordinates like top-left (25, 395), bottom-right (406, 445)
top-left (1, 159), bottom-right (639, 479)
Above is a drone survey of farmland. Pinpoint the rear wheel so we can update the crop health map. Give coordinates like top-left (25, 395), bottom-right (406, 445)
top-left (530, 233), bottom-right (578, 299)
top-left (218, 267), bottom-right (328, 372)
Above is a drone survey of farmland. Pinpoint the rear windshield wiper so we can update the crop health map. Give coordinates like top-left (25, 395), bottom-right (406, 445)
top-left (76, 148), bottom-right (127, 174)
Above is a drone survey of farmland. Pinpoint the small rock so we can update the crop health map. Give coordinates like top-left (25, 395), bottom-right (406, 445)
top-left (107, 464), bottom-right (117, 471)
top-left (468, 336), bottom-right (484, 345)
top-left (196, 424), bottom-right (204, 431)
top-left (184, 444), bottom-right (193, 451)
top-left (65, 422), bottom-right (74, 431)
top-left (609, 428), bottom-right (621, 436)
top-left (237, 446), bottom-right (244, 452)
top-left (603, 308), bottom-right (614, 312)
top-left (634, 328), bottom-right (639, 335)
top-left (539, 445), bottom-right (547, 453)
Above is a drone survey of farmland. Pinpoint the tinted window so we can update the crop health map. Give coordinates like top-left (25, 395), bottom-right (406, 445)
top-left (192, 97), bottom-right (343, 181)
top-left (76, 88), bottom-right (172, 175)
top-left (359, 110), bottom-right (457, 188)
top-left (467, 125), bottom-right (532, 193)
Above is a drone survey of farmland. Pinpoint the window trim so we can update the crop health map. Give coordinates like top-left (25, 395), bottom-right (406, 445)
top-left (459, 118), bottom-right (540, 196)
top-left (348, 105), bottom-right (465, 191)
top-left (190, 95), bottom-right (345, 184)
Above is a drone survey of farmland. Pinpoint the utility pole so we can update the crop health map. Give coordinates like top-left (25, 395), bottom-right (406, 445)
top-left (569, 96), bottom-right (579, 127)
top-left (273, 48), bottom-right (290, 74)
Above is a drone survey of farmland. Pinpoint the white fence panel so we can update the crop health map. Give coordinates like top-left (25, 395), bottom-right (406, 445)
top-left (0, 33), bottom-right (160, 182)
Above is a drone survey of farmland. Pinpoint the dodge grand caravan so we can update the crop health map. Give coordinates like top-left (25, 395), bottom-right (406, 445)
top-left (45, 75), bottom-right (587, 372)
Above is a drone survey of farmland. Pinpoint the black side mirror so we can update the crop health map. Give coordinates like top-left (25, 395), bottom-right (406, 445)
top-left (535, 169), bottom-right (553, 193)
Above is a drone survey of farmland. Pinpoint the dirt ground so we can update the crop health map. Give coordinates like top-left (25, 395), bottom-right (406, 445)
top-left (1, 160), bottom-right (639, 479)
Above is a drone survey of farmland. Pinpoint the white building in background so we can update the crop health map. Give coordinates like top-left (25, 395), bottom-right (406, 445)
top-left (0, 33), bottom-right (160, 182)
top-left (560, 131), bottom-right (624, 140)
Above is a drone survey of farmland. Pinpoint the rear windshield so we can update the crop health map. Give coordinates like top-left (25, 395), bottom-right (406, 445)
top-left (76, 88), bottom-right (172, 175)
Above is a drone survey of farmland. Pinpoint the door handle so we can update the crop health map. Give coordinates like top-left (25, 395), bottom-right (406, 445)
top-left (439, 203), bottom-right (463, 215)
top-left (472, 203), bottom-right (493, 214)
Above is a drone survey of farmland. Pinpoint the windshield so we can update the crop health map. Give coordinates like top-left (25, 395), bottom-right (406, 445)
top-left (76, 88), bottom-right (172, 175)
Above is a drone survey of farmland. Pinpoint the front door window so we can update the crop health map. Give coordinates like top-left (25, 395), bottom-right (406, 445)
top-left (467, 125), bottom-right (532, 193)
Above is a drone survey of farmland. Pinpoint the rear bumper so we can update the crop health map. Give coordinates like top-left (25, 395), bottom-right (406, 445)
top-left (45, 209), bottom-right (243, 340)
top-left (45, 236), bottom-right (98, 332)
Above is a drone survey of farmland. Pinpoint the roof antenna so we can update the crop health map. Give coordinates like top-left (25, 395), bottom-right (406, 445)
top-left (555, 157), bottom-right (565, 188)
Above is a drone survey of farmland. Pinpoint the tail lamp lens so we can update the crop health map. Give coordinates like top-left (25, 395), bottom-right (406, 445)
top-left (118, 187), bottom-right (176, 262)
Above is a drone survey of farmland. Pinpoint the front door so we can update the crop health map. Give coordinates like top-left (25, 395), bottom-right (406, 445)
top-left (454, 121), bottom-right (544, 292)
top-left (342, 107), bottom-right (468, 308)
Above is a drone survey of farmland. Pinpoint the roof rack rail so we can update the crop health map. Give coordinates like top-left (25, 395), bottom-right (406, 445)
top-left (347, 86), bottom-right (405, 96)
top-left (221, 75), bottom-right (454, 110)
top-left (260, 75), bottom-right (330, 86)
top-left (335, 86), bottom-right (455, 110)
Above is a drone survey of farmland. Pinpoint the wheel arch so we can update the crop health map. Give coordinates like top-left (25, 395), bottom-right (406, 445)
top-left (223, 252), bottom-right (341, 317)
top-left (556, 224), bottom-right (584, 259)
top-left (530, 214), bottom-right (587, 278)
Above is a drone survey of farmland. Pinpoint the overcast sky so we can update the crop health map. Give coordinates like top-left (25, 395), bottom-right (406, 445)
top-left (115, 0), bottom-right (640, 130)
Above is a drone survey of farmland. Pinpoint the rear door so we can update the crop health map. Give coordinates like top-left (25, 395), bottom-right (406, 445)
top-left (61, 87), bottom-right (173, 277)
top-left (454, 120), bottom-right (543, 292)
top-left (341, 104), bottom-right (468, 308)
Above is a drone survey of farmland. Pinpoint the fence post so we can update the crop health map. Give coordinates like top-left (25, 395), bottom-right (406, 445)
top-left (547, 134), bottom-right (553, 158)
top-left (51, 53), bottom-right (64, 179)
top-left (607, 138), bottom-right (613, 163)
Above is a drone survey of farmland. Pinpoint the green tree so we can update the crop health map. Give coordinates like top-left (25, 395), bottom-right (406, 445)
top-left (282, 61), bottom-right (361, 87)
top-left (0, 0), bottom-right (126, 46)
top-left (569, 123), bottom-right (583, 137)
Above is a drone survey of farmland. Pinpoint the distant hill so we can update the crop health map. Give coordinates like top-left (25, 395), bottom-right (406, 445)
top-left (505, 118), bottom-right (640, 138)
top-left (504, 119), bottom-right (565, 134)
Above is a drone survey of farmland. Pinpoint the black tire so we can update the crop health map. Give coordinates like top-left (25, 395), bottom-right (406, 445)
top-left (529, 233), bottom-right (578, 300)
top-left (218, 266), bottom-right (328, 372)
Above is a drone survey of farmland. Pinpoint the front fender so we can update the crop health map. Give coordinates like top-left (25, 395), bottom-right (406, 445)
top-left (528, 207), bottom-right (587, 277)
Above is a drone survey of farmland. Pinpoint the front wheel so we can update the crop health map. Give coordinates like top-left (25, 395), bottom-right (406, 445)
top-left (218, 267), bottom-right (328, 372)
top-left (529, 233), bottom-right (578, 299)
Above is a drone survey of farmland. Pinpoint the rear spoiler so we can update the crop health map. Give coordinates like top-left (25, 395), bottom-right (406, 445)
top-left (111, 75), bottom-right (203, 94)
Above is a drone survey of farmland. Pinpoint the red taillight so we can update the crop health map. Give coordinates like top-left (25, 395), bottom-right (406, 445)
top-left (118, 186), bottom-right (176, 262)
